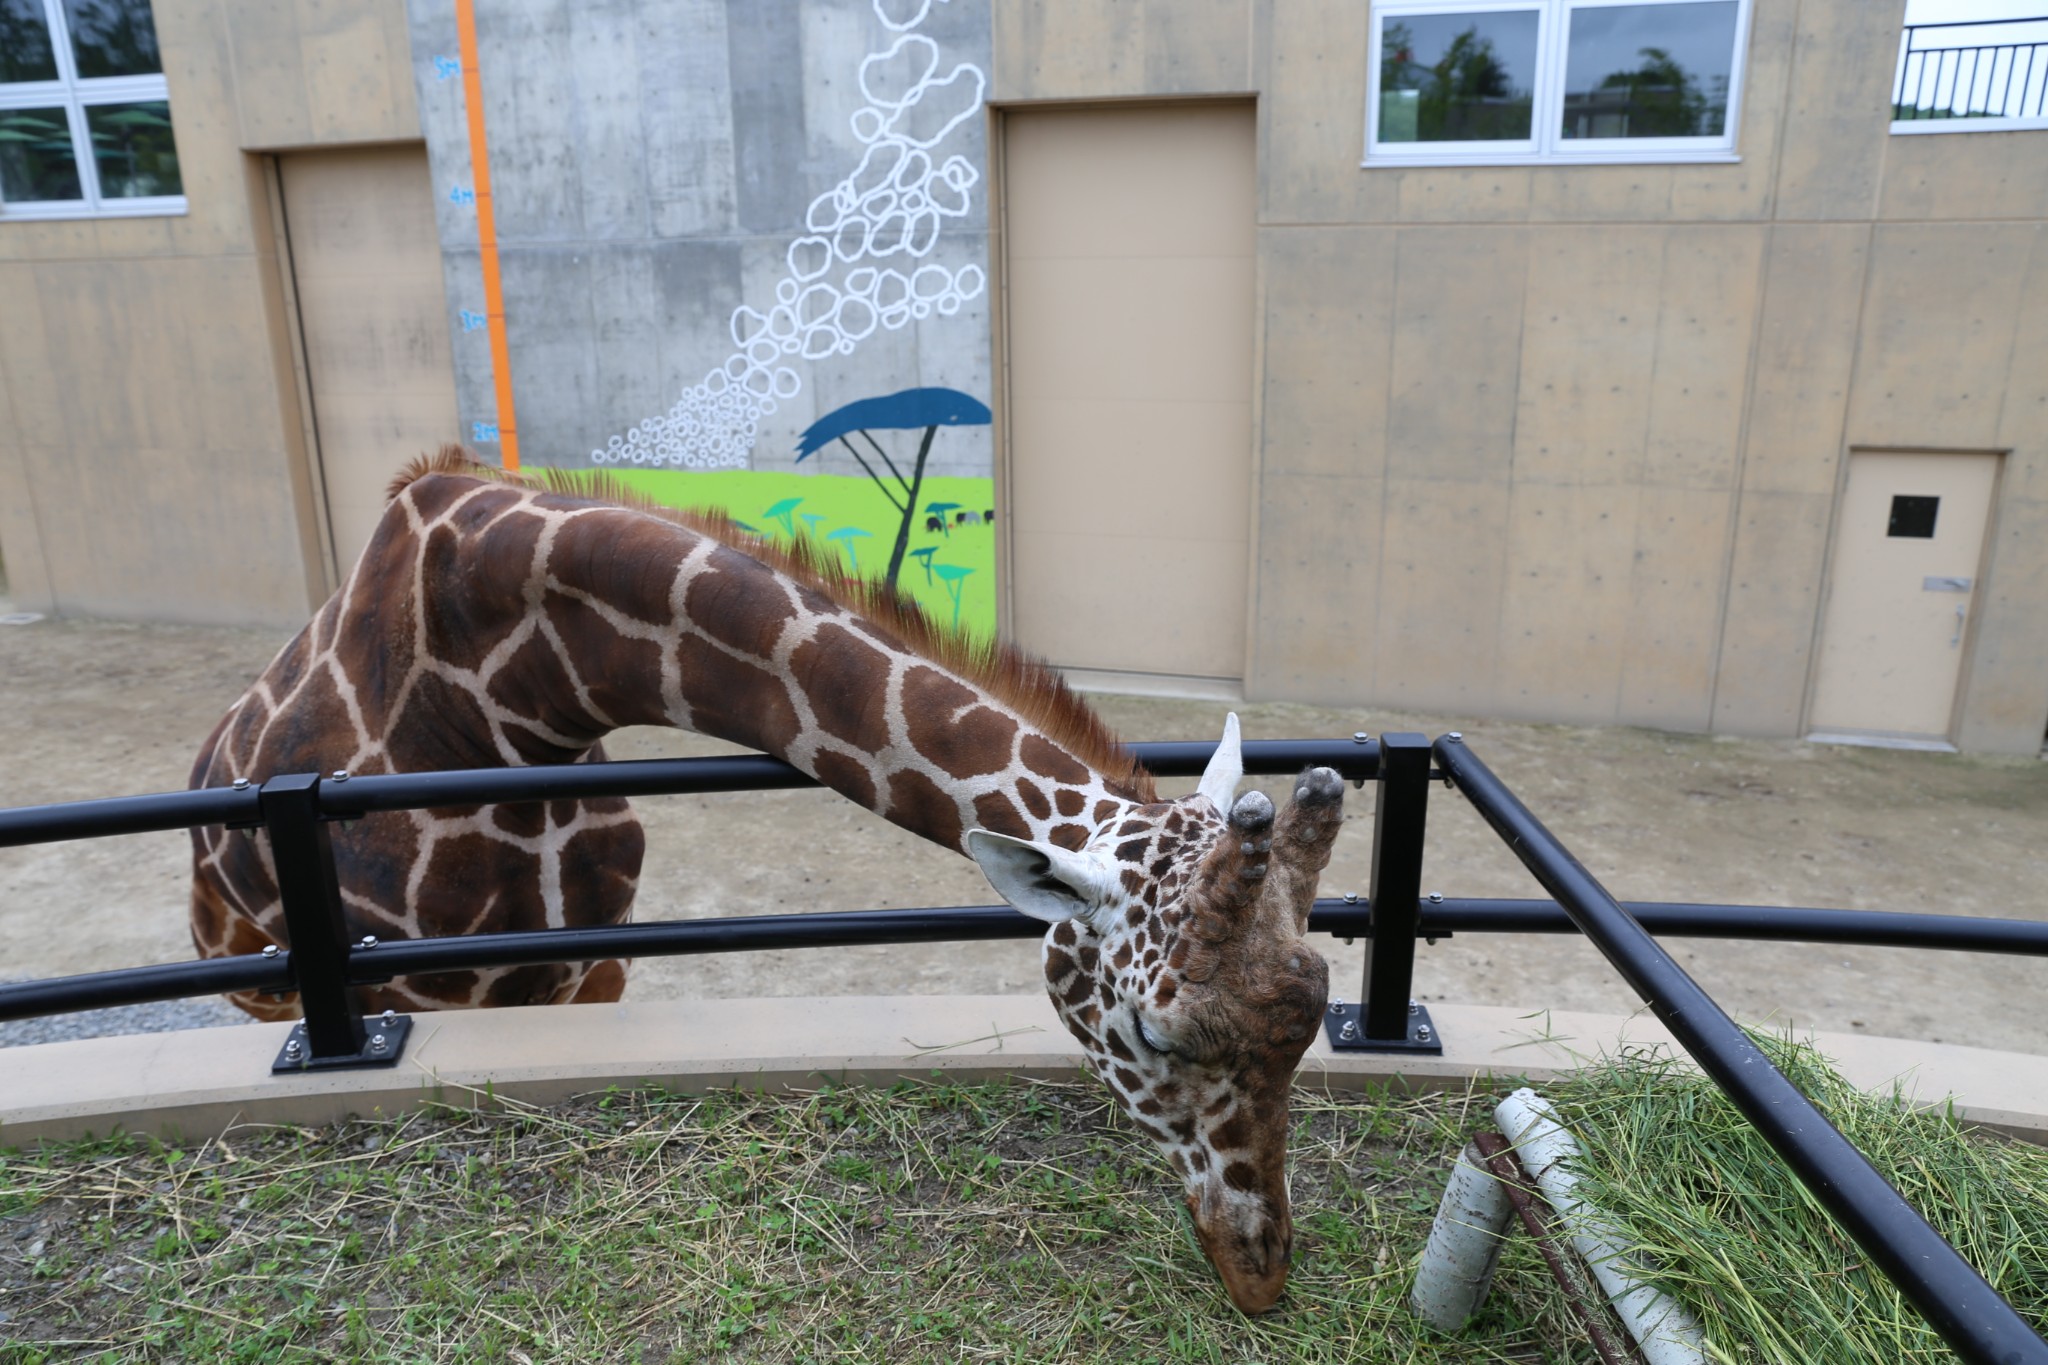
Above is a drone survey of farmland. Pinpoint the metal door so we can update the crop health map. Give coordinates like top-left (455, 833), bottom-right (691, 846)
top-left (280, 145), bottom-right (460, 575)
top-left (1810, 451), bottom-right (2000, 740)
top-left (1000, 104), bottom-right (1255, 683)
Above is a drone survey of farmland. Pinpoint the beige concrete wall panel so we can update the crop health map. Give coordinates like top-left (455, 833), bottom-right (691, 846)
top-left (1618, 486), bottom-right (1733, 729)
top-left (1496, 482), bottom-right (1639, 723)
top-left (22, 441), bottom-right (307, 623)
top-left (992, 1), bottom-right (1145, 101)
top-left (1247, 472), bottom-right (1380, 700)
top-left (1393, 169), bottom-right (1534, 225)
top-left (1529, 166), bottom-right (1675, 223)
top-left (1847, 224), bottom-right (2038, 452)
top-left (1511, 228), bottom-right (1662, 487)
top-left (1373, 477), bottom-right (1509, 712)
top-left (222, 0), bottom-right (315, 149)
top-left (1667, 0), bottom-right (1796, 223)
top-left (1386, 228), bottom-right (1527, 482)
top-left (153, 9), bottom-right (251, 256)
top-left (1709, 487), bottom-right (1832, 734)
top-left (1996, 227), bottom-right (2048, 499)
top-left (1256, 0), bottom-right (1377, 224)
top-left (1742, 223), bottom-right (1867, 495)
top-left (189, 258), bottom-right (294, 455)
top-left (1644, 226), bottom-right (1765, 490)
top-left (298, 0), bottom-right (414, 143)
top-left (1879, 131), bottom-right (2048, 223)
top-left (1957, 496), bottom-right (2048, 754)
top-left (0, 444), bottom-right (54, 609)
top-left (0, 219), bottom-right (100, 264)
top-left (0, 267), bottom-right (65, 447)
top-left (1142, 0), bottom-right (1252, 96)
top-left (1257, 226), bottom-right (1393, 479)
top-left (1770, 0), bottom-right (1901, 221)
top-left (33, 262), bottom-right (197, 453)
top-left (87, 217), bottom-right (177, 261)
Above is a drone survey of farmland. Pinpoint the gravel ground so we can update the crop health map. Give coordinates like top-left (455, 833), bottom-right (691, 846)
top-left (0, 982), bottom-right (249, 1048)
top-left (5, 613), bottom-right (2048, 1056)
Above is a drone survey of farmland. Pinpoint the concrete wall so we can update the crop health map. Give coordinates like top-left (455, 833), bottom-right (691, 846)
top-left (0, 0), bottom-right (426, 626)
top-left (989, 0), bottom-right (2048, 753)
top-left (403, 0), bottom-right (995, 480)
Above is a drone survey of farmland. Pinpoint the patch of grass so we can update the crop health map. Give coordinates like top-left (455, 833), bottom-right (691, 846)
top-left (0, 1078), bottom-right (1589, 1362)
top-left (1545, 1033), bottom-right (2048, 1364)
top-left (7, 1045), bottom-right (2037, 1362)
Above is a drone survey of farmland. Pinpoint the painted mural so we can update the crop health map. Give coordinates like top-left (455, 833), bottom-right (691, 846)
top-left (407, 0), bottom-right (996, 638)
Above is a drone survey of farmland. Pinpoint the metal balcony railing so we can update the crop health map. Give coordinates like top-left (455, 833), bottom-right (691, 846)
top-left (1894, 16), bottom-right (2048, 122)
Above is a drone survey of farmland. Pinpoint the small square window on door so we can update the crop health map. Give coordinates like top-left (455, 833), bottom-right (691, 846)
top-left (1888, 495), bottom-right (1939, 538)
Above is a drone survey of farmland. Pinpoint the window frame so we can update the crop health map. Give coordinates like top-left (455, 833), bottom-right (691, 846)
top-left (0, 0), bottom-right (186, 221)
top-left (1363, 0), bottom-right (1754, 167)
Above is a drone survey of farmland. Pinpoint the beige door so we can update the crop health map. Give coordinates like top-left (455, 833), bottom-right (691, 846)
top-left (1810, 451), bottom-right (2000, 740)
top-left (280, 145), bottom-right (460, 574)
top-left (1001, 104), bottom-right (1255, 681)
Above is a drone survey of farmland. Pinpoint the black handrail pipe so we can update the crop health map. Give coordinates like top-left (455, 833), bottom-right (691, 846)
top-left (0, 739), bottom-right (1381, 849)
top-left (11, 896), bottom-right (2048, 1025)
top-left (1435, 735), bottom-right (2048, 1365)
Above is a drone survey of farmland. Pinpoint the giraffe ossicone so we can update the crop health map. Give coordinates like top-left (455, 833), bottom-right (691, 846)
top-left (187, 449), bottom-right (1340, 1313)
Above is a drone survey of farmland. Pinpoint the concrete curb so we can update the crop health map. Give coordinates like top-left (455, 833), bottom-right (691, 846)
top-left (4, 997), bottom-right (2046, 1146)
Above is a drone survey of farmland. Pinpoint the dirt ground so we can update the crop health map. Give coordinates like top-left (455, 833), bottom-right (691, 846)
top-left (4, 613), bottom-right (2048, 1055)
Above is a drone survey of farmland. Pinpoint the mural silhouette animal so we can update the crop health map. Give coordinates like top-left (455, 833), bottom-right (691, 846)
top-left (188, 449), bottom-right (1339, 1311)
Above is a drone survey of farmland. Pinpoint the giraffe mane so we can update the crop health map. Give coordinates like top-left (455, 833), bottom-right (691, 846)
top-left (389, 446), bottom-right (1158, 802)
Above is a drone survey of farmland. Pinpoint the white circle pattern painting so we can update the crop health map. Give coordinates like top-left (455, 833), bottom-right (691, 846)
top-left (593, 2), bottom-right (986, 471)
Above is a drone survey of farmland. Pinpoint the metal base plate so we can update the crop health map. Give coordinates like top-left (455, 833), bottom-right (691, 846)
top-left (1323, 1002), bottom-right (1443, 1055)
top-left (271, 1015), bottom-right (413, 1073)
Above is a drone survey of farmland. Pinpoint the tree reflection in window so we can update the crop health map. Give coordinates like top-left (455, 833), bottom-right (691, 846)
top-left (87, 100), bottom-right (178, 197)
top-left (1380, 15), bottom-right (1538, 142)
top-left (61, 0), bottom-right (162, 79)
top-left (0, 0), bottom-right (59, 83)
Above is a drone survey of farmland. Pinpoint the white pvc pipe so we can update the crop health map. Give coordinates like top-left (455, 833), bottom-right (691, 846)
top-left (1495, 1087), bottom-right (1709, 1365)
top-left (1411, 1138), bottom-right (1516, 1329)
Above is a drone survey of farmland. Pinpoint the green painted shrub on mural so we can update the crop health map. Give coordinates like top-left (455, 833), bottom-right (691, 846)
top-left (593, 469), bottom-right (998, 644)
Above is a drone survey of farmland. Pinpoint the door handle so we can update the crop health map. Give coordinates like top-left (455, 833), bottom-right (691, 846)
top-left (1952, 604), bottom-right (1966, 647)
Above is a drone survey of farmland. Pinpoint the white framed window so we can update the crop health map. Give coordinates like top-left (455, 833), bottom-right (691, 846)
top-left (0, 0), bottom-right (186, 221)
top-left (1890, 4), bottom-right (2048, 135)
top-left (1364, 0), bottom-right (1753, 166)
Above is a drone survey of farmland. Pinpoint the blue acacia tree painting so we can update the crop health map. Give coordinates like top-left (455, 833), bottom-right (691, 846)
top-left (795, 387), bottom-right (993, 593)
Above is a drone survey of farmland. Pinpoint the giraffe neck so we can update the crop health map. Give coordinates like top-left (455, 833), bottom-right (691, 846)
top-left (410, 474), bottom-right (1138, 855)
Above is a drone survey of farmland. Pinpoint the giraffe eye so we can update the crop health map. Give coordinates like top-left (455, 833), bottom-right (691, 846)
top-left (1136, 1018), bottom-right (1174, 1056)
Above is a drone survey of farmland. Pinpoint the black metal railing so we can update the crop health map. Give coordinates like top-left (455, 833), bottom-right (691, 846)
top-left (1, 733), bottom-right (2045, 1361)
top-left (1894, 17), bottom-right (2048, 122)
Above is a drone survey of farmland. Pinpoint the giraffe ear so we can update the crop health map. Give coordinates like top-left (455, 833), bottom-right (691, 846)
top-left (966, 829), bottom-right (1114, 926)
top-left (1196, 711), bottom-right (1243, 814)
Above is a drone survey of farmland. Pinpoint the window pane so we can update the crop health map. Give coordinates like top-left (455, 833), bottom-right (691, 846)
top-left (1379, 10), bottom-right (1540, 143)
top-left (86, 99), bottom-right (178, 196)
top-left (62, 0), bottom-right (162, 78)
top-left (0, 0), bottom-right (60, 82)
top-left (1562, 1), bottom-right (1740, 139)
top-left (0, 106), bottom-right (81, 200)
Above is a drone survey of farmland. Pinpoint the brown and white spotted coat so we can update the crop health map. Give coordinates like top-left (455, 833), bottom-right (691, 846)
top-left (190, 449), bottom-right (1340, 1311)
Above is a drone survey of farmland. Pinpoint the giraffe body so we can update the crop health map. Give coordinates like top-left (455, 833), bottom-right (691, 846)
top-left (190, 450), bottom-right (1340, 1310)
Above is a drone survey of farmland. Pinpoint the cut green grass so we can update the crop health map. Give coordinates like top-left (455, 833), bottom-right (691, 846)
top-left (2, 1041), bottom-right (2044, 1363)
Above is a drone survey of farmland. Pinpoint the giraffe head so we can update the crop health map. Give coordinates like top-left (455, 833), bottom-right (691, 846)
top-left (967, 715), bottom-right (1339, 1313)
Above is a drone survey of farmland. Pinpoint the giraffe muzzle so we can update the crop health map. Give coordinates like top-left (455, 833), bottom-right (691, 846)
top-left (1186, 1183), bottom-right (1294, 1313)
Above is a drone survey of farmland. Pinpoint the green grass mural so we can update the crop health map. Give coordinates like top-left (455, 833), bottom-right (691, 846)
top-left (594, 468), bottom-right (998, 644)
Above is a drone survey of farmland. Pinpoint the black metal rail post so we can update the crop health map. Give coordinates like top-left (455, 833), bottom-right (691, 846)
top-left (1328, 731), bottom-right (1440, 1053)
top-left (1435, 734), bottom-right (2048, 1365)
top-left (259, 773), bottom-right (409, 1072)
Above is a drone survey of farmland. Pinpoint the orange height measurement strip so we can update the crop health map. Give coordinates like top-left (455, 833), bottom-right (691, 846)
top-left (455, 0), bottom-right (520, 470)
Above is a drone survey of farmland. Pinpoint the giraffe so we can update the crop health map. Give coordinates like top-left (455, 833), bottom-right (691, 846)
top-left (189, 448), bottom-right (1340, 1312)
